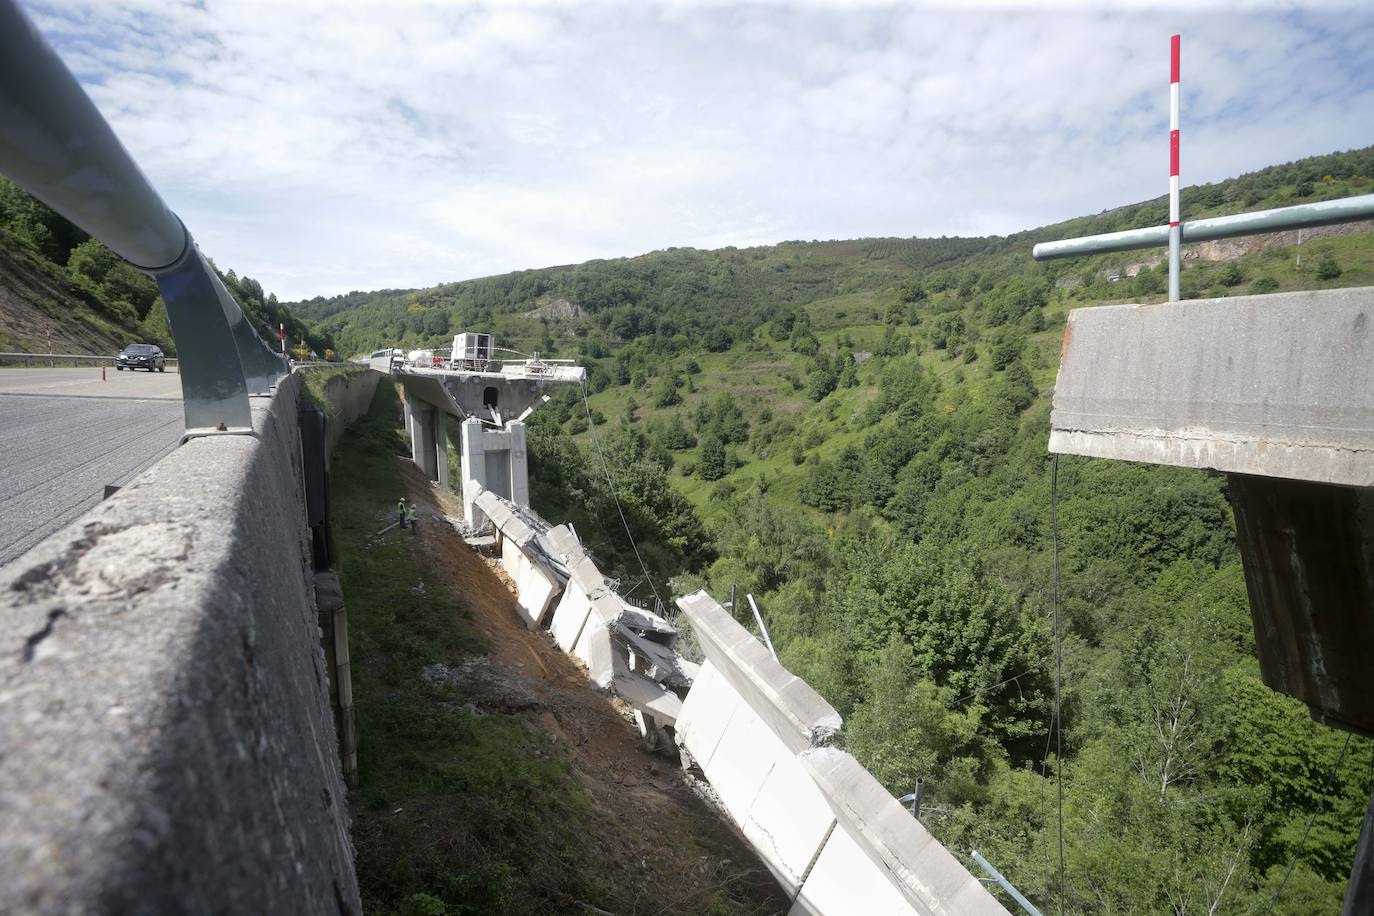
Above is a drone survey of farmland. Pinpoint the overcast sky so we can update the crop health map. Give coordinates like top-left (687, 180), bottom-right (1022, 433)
top-left (25, 0), bottom-right (1374, 301)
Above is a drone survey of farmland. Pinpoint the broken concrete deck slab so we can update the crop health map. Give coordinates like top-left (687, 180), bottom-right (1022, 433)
top-left (800, 748), bottom-right (1008, 915)
top-left (676, 660), bottom-right (839, 891)
top-left (1050, 287), bottom-right (1374, 486)
top-left (677, 590), bottom-right (842, 753)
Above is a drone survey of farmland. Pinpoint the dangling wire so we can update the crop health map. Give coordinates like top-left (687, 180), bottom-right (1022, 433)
top-left (1262, 731), bottom-right (1353, 916)
top-left (1052, 453), bottom-right (1065, 913)
top-left (579, 379), bottom-right (665, 613)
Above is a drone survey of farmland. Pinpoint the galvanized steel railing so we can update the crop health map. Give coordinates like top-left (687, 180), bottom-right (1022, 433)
top-left (0, 0), bottom-right (286, 435)
top-left (1031, 193), bottom-right (1374, 262)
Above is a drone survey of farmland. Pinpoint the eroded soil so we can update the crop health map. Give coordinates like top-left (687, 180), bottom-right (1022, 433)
top-left (397, 461), bottom-right (789, 915)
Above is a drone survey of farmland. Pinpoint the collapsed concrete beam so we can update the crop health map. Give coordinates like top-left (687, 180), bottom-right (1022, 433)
top-left (474, 489), bottom-right (537, 548)
top-left (613, 625), bottom-right (691, 689)
top-left (1050, 288), bottom-right (1374, 486)
top-left (611, 670), bottom-right (684, 725)
top-left (798, 748), bottom-right (1008, 916)
top-left (676, 660), bottom-right (841, 892)
top-left (677, 590), bottom-right (841, 753)
top-left (474, 489), bottom-right (565, 628)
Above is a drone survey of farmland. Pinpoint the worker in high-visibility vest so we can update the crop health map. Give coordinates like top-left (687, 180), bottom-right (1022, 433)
top-left (407, 502), bottom-right (419, 534)
top-left (397, 497), bottom-right (408, 529)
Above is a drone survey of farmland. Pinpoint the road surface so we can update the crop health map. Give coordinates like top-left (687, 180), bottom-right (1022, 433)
top-left (0, 367), bottom-right (184, 567)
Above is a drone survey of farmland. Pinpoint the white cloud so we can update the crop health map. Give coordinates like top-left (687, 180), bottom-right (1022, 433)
top-left (21, 0), bottom-right (1374, 300)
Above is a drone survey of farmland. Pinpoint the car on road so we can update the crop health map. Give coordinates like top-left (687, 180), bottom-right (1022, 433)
top-left (115, 343), bottom-right (166, 372)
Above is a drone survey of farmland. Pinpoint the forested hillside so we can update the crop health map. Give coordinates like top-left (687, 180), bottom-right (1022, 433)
top-left (0, 176), bottom-right (332, 357)
top-left (310, 146), bottom-right (1372, 910)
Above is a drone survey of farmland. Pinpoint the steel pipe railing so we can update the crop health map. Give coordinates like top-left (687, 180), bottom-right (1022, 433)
top-left (0, 352), bottom-right (179, 366)
top-left (1032, 193), bottom-right (1374, 261)
top-left (0, 0), bottom-right (286, 434)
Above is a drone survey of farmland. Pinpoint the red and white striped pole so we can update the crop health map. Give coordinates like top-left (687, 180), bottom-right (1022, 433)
top-left (1168, 33), bottom-right (1181, 302)
top-left (279, 323), bottom-right (286, 357)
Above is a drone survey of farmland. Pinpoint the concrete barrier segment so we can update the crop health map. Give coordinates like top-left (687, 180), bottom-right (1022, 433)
top-left (677, 590), bottom-right (842, 753)
top-left (799, 748), bottom-right (1008, 915)
top-left (0, 374), bottom-right (360, 914)
top-left (1050, 288), bottom-right (1374, 486)
top-left (546, 524), bottom-right (585, 564)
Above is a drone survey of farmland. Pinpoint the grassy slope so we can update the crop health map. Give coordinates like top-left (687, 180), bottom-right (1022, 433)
top-left (0, 229), bottom-right (149, 354)
top-left (331, 385), bottom-right (589, 914)
top-left (332, 383), bottom-right (789, 916)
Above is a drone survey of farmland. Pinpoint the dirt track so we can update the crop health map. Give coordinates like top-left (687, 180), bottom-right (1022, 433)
top-left (397, 462), bottom-right (790, 915)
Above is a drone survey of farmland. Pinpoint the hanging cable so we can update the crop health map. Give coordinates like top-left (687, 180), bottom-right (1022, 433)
top-left (578, 379), bottom-right (665, 613)
top-left (1052, 453), bottom-right (1065, 914)
top-left (1262, 731), bottom-right (1353, 916)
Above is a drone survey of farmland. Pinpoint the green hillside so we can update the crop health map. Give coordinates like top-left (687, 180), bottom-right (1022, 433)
top-left (0, 175), bottom-right (333, 357)
top-left (303, 144), bottom-right (1374, 913)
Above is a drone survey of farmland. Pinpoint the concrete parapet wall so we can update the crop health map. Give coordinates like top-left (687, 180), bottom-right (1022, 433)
top-left (0, 375), bottom-right (359, 914)
top-left (320, 368), bottom-right (382, 452)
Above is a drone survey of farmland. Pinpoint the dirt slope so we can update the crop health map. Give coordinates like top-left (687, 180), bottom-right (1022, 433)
top-left (396, 461), bottom-right (790, 915)
top-left (0, 237), bottom-right (140, 354)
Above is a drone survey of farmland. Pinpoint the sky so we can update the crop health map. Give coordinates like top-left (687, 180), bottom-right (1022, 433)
top-left (24, 0), bottom-right (1374, 301)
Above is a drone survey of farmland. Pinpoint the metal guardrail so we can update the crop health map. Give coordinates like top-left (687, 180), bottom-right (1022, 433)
top-left (0, 0), bottom-right (286, 435)
top-left (0, 352), bottom-right (179, 366)
top-left (1031, 193), bottom-right (1374, 262)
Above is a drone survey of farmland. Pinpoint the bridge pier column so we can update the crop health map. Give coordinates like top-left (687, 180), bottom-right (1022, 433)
top-left (412, 406), bottom-right (438, 480)
top-left (509, 420), bottom-right (529, 507)
top-left (434, 411), bottom-right (449, 491)
top-left (403, 396), bottom-right (416, 453)
top-left (461, 418), bottom-right (487, 529)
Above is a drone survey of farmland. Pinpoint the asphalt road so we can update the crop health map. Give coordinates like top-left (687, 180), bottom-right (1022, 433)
top-left (0, 367), bottom-right (184, 567)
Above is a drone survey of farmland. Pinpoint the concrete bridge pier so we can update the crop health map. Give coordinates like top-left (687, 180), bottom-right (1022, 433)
top-left (402, 395), bottom-right (453, 488)
top-left (460, 417), bottom-right (529, 530)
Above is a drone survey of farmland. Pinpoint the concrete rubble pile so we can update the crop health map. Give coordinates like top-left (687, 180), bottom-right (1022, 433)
top-left (469, 487), bottom-right (1008, 915)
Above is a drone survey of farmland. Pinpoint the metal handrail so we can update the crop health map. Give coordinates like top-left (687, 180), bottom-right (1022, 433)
top-left (0, 0), bottom-right (286, 435)
top-left (0, 352), bottom-right (180, 366)
top-left (1032, 193), bottom-right (1374, 261)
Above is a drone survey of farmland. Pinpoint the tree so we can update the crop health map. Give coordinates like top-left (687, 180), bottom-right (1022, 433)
top-left (1216, 262), bottom-right (1244, 287)
top-left (697, 434), bottom-right (726, 481)
top-left (1315, 255), bottom-right (1342, 280)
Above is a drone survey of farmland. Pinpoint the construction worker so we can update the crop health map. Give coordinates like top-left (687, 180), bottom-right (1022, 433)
top-left (397, 496), bottom-right (408, 529)
top-left (407, 501), bottom-right (419, 533)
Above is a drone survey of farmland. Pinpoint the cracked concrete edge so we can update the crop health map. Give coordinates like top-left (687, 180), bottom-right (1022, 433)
top-left (677, 590), bottom-right (842, 754)
top-left (0, 374), bottom-right (361, 915)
